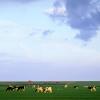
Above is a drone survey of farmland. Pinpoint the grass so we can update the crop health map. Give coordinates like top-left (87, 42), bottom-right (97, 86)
top-left (0, 81), bottom-right (100, 100)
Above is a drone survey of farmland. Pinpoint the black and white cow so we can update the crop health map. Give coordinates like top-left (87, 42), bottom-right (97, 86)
top-left (6, 85), bottom-right (15, 91)
top-left (88, 85), bottom-right (96, 92)
top-left (74, 86), bottom-right (79, 89)
top-left (17, 86), bottom-right (25, 91)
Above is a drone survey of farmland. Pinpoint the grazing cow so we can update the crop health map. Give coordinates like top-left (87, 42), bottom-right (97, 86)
top-left (12, 85), bottom-right (19, 91)
top-left (88, 85), bottom-right (96, 92)
top-left (35, 85), bottom-right (44, 93)
top-left (34, 85), bottom-right (53, 93)
top-left (35, 87), bottom-right (43, 93)
top-left (74, 86), bottom-right (79, 89)
top-left (17, 86), bottom-right (25, 91)
top-left (64, 84), bottom-right (68, 88)
top-left (6, 85), bottom-right (14, 91)
top-left (44, 87), bottom-right (52, 93)
top-left (6, 87), bottom-right (13, 91)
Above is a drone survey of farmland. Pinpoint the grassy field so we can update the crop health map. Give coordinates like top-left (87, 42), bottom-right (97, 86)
top-left (0, 81), bottom-right (100, 100)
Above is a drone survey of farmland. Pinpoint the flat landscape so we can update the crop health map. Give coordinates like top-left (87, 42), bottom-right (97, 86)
top-left (0, 81), bottom-right (100, 100)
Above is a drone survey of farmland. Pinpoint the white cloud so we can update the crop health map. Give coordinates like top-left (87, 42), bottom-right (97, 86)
top-left (45, 6), bottom-right (67, 17)
top-left (48, 0), bottom-right (100, 41)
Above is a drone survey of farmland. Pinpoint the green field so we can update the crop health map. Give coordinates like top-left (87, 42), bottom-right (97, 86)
top-left (0, 81), bottom-right (100, 100)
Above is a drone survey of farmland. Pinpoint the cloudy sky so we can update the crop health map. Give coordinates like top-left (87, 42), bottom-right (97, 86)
top-left (0, 0), bottom-right (100, 81)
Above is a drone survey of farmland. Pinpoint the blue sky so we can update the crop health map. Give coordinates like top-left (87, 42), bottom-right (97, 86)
top-left (0, 0), bottom-right (100, 81)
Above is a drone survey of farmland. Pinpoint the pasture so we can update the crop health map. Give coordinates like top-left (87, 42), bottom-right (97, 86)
top-left (0, 81), bottom-right (100, 100)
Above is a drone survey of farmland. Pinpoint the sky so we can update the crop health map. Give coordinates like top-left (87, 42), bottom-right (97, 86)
top-left (0, 0), bottom-right (100, 81)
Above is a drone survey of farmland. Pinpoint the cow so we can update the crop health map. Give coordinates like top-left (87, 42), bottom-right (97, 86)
top-left (17, 86), bottom-right (25, 91)
top-left (88, 85), bottom-right (96, 92)
top-left (64, 84), bottom-right (68, 88)
top-left (74, 86), bottom-right (79, 89)
top-left (44, 87), bottom-right (53, 93)
top-left (6, 86), bottom-right (14, 91)
top-left (35, 85), bottom-right (44, 93)
top-left (6, 85), bottom-right (15, 91)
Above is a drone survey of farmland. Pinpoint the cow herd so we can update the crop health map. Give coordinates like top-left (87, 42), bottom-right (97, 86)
top-left (6, 85), bottom-right (53, 93)
top-left (6, 85), bottom-right (25, 91)
top-left (34, 85), bottom-right (53, 93)
top-left (64, 84), bottom-right (97, 92)
top-left (5, 84), bottom-right (97, 93)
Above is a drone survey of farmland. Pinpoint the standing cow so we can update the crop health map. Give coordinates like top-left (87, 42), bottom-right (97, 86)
top-left (44, 87), bottom-right (53, 93)
top-left (88, 85), bottom-right (96, 92)
top-left (17, 86), bottom-right (25, 91)
top-left (35, 85), bottom-right (44, 93)
top-left (64, 84), bottom-right (68, 88)
top-left (6, 87), bottom-right (14, 91)
top-left (74, 86), bottom-right (79, 89)
top-left (6, 86), bottom-right (14, 91)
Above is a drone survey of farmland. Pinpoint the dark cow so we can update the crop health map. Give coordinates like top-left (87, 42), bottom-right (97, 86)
top-left (6, 86), bottom-right (14, 91)
top-left (88, 86), bottom-right (92, 89)
top-left (88, 85), bottom-right (96, 92)
top-left (88, 85), bottom-right (95, 89)
top-left (74, 86), bottom-right (79, 89)
top-left (17, 86), bottom-right (25, 91)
